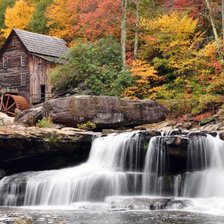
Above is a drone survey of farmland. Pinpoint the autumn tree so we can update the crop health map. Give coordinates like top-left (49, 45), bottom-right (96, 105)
top-left (46, 0), bottom-right (75, 41)
top-left (29, 0), bottom-right (53, 34)
top-left (123, 60), bottom-right (163, 99)
top-left (1, 0), bottom-right (34, 38)
top-left (0, 0), bottom-right (15, 29)
top-left (141, 12), bottom-right (204, 76)
top-left (0, 0), bottom-right (15, 44)
top-left (72, 0), bottom-right (122, 41)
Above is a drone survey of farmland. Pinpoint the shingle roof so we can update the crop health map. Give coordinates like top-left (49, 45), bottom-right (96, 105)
top-left (13, 29), bottom-right (68, 58)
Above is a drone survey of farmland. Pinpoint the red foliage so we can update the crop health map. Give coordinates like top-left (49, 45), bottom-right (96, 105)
top-left (208, 59), bottom-right (222, 74)
top-left (70, 0), bottom-right (122, 41)
top-left (193, 112), bottom-right (212, 122)
top-left (163, 0), bottom-right (206, 24)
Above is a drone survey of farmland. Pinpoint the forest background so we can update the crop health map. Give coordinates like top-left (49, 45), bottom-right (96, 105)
top-left (0, 0), bottom-right (224, 120)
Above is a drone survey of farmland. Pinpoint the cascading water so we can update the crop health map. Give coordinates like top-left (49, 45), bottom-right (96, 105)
top-left (142, 132), bottom-right (224, 199)
top-left (0, 131), bottom-right (144, 206)
top-left (181, 134), bottom-right (224, 198)
top-left (1, 130), bottom-right (224, 213)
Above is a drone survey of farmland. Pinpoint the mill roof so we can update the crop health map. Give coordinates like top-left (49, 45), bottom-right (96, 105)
top-left (12, 29), bottom-right (68, 58)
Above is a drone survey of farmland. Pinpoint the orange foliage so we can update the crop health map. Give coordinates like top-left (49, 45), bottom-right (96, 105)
top-left (123, 60), bottom-right (163, 99)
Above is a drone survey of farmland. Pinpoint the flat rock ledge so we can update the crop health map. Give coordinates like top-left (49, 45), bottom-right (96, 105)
top-left (15, 95), bottom-right (168, 128)
top-left (0, 125), bottom-right (100, 176)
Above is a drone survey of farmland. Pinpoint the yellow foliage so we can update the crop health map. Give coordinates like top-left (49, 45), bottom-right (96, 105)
top-left (140, 12), bottom-right (204, 75)
top-left (131, 60), bottom-right (159, 82)
top-left (2, 0), bottom-right (34, 38)
top-left (46, 0), bottom-right (77, 40)
top-left (142, 12), bottom-right (198, 39)
top-left (123, 60), bottom-right (163, 99)
top-left (200, 41), bottom-right (218, 58)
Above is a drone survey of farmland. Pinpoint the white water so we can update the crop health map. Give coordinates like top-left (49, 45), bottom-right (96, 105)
top-left (0, 131), bottom-right (142, 206)
top-left (181, 134), bottom-right (224, 198)
top-left (1, 131), bottom-right (224, 215)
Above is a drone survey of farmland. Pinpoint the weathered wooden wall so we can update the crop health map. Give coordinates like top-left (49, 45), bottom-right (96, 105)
top-left (0, 33), bottom-right (30, 100)
top-left (29, 55), bottom-right (52, 104)
top-left (0, 33), bottom-right (53, 104)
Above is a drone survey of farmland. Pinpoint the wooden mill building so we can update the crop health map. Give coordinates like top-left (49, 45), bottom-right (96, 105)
top-left (0, 29), bottom-right (68, 106)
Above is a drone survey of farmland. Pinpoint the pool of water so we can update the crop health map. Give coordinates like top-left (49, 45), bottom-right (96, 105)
top-left (1, 201), bottom-right (224, 224)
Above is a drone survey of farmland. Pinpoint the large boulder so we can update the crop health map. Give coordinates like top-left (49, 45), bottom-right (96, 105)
top-left (16, 95), bottom-right (168, 128)
top-left (15, 104), bottom-right (43, 126)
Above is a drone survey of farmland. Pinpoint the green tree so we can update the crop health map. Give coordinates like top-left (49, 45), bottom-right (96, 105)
top-left (51, 37), bottom-right (132, 96)
top-left (29, 0), bottom-right (53, 34)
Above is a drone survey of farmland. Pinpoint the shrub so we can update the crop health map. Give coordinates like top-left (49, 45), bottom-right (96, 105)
top-left (36, 117), bottom-right (54, 128)
top-left (191, 94), bottom-right (223, 115)
top-left (77, 121), bottom-right (96, 130)
top-left (50, 37), bottom-right (132, 96)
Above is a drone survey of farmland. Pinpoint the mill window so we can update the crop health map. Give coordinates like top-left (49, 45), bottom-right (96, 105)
top-left (21, 73), bottom-right (26, 86)
top-left (11, 40), bottom-right (16, 47)
top-left (3, 56), bottom-right (8, 69)
top-left (21, 55), bottom-right (26, 66)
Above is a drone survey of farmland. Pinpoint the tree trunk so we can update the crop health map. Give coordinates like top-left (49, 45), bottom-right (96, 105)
top-left (222, 0), bottom-right (224, 43)
top-left (121, 0), bottom-right (128, 70)
top-left (204, 0), bottom-right (223, 60)
top-left (133, 0), bottom-right (140, 59)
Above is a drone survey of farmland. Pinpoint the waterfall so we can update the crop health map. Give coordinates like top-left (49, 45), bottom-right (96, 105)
top-left (1, 130), bottom-right (224, 208)
top-left (182, 134), bottom-right (224, 197)
top-left (0, 131), bottom-right (144, 206)
top-left (142, 132), bottom-right (224, 198)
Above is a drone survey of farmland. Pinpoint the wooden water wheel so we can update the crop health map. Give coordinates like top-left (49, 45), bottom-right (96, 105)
top-left (0, 94), bottom-right (29, 116)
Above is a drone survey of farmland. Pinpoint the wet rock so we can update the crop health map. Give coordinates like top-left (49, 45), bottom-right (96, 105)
top-left (14, 219), bottom-right (32, 224)
top-left (187, 132), bottom-right (207, 138)
top-left (0, 125), bottom-right (99, 175)
top-left (166, 199), bottom-right (193, 209)
top-left (16, 95), bottom-right (168, 128)
top-left (0, 169), bottom-right (6, 179)
top-left (175, 122), bottom-right (192, 130)
top-left (219, 132), bottom-right (224, 140)
top-left (108, 197), bottom-right (192, 211)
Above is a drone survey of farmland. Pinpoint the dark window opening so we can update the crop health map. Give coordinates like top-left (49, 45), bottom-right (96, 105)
top-left (41, 85), bottom-right (45, 102)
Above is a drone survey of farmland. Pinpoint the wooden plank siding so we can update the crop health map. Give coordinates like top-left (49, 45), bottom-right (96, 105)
top-left (0, 32), bottom-right (54, 104)
top-left (0, 33), bottom-right (30, 101)
top-left (29, 55), bottom-right (52, 104)
top-left (0, 29), bottom-right (68, 105)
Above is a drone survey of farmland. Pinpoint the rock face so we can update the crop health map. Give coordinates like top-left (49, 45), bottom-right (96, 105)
top-left (0, 126), bottom-right (98, 176)
top-left (0, 125), bottom-right (197, 179)
top-left (0, 112), bottom-right (14, 126)
top-left (16, 95), bottom-right (168, 128)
